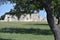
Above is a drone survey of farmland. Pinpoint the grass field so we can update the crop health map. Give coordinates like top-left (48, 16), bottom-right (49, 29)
top-left (0, 22), bottom-right (54, 40)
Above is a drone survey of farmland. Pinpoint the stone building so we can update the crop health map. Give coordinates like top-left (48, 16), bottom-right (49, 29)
top-left (19, 13), bottom-right (41, 22)
top-left (4, 15), bottom-right (18, 21)
top-left (4, 13), bottom-right (47, 22)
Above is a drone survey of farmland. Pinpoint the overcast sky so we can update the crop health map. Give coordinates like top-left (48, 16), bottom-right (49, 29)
top-left (0, 2), bottom-right (47, 18)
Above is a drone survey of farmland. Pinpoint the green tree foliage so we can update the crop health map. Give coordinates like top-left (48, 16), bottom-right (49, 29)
top-left (0, 0), bottom-right (60, 17)
top-left (0, 0), bottom-right (60, 12)
top-left (7, 0), bottom-right (60, 17)
top-left (0, 15), bottom-right (5, 20)
top-left (0, 0), bottom-right (60, 20)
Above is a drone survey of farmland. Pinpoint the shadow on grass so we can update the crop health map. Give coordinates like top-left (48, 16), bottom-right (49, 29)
top-left (0, 38), bottom-right (12, 40)
top-left (23, 23), bottom-right (48, 26)
top-left (0, 28), bottom-right (53, 35)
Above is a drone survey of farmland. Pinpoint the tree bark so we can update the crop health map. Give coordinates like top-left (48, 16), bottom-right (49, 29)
top-left (58, 19), bottom-right (60, 24)
top-left (45, 7), bottom-right (60, 40)
top-left (41, 0), bottom-right (60, 40)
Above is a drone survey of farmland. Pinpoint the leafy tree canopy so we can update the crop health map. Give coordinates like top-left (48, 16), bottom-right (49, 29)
top-left (0, 0), bottom-right (60, 17)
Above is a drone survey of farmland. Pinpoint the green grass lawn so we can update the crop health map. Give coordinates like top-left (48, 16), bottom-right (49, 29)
top-left (0, 22), bottom-right (54, 40)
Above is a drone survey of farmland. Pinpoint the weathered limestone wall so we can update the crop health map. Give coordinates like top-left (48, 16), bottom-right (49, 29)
top-left (0, 13), bottom-right (47, 22)
top-left (4, 15), bottom-right (18, 21)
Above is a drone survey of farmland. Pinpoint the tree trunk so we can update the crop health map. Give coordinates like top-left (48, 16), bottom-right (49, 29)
top-left (45, 4), bottom-right (60, 40)
top-left (46, 7), bottom-right (60, 40)
top-left (41, 0), bottom-right (60, 40)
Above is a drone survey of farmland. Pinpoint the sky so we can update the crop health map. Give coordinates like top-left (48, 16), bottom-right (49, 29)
top-left (39, 10), bottom-right (47, 18)
top-left (0, 2), bottom-right (47, 18)
top-left (0, 2), bottom-right (15, 16)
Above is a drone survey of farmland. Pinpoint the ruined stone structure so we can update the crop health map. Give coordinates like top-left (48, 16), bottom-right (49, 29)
top-left (3, 13), bottom-right (47, 22)
top-left (19, 14), bottom-right (31, 21)
top-left (41, 17), bottom-right (47, 22)
top-left (19, 14), bottom-right (41, 22)
top-left (4, 15), bottom-right (18, 21)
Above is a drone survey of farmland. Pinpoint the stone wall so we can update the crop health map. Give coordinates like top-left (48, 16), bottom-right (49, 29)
top-left (4, 15), bottom-right (18, 21)
top-left (0, 13), bottom-right (47, 22)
